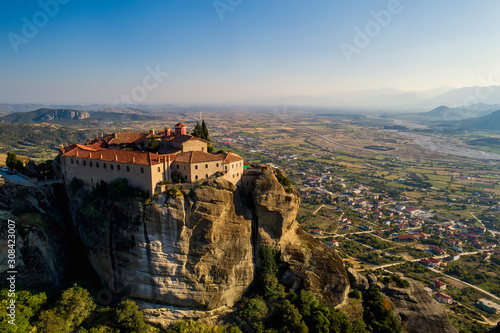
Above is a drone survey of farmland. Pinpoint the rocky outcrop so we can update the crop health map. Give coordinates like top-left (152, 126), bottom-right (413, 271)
top-left (36, 109), bottom-right (90, 121)
top-left (0, 183), bottom-right (69, 289)
top-left (70, 169), bottom-right (350, 324)
top-left (253, 170), bottom-right (350, 306)
top-left (346, 267), bottom-right (369, 291)
top-left (383, 278), bottom-right (458, 333)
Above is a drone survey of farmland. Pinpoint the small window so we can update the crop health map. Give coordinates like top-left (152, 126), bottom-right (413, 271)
top-left (76, 160), bottom-right (79, 165)
top-left (184, 175), bottom-right (187, 180)
top-left (195, 165), bottom-right (198, 170)
top-left (237, 173), bottom-right (239, 176)
top-left (117, 165), bottom-right (120, 170)
top-left (225, 166), bottom-right (227, 170)
top-left (195, 175), bottom-right (198, 180)
top-left (246, 182), bottom-right (249, 185)
top-left (127, 166), bottom-right (130, 171)
top-left (83, 161), bottom-right (86, 166)
top-left (103, 163), bottom-right (106, 169)
top-left (158, 167), bottom-right (161, 172)
top-left (206, 174), bottom-right (208, 178)
top-left (71, 159), bottom-right (74, 164)
top-left (110, 164), bottom-right (114, 170)
top-left (141, 167), bottom-right (144, 173)
top-left (216, 163), bottom-right (219, 167)
top-left (177, 165), bottom-right (179, 169)
top-left (90, 161), bottom-right (93, 167)
top-left (205, 164), bottom-right (208, 168)
top-left (232, 164), bottom-right (234, 168)
top-left (96, 162), bottom-right (99, 168)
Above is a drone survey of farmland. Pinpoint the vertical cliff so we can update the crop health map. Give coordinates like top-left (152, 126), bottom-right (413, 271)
top-left (69, 169), bottom-right (350, 323)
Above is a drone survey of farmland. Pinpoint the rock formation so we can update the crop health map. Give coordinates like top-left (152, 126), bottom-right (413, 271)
top-left (382, 278), bottom-right (458, 333)
top-left (0, 183), bottom-right (69, 289)
top-left (69, 169), bottom-right (350, 324)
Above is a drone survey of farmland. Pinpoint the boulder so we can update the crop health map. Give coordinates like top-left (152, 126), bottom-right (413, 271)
top-left (346, 267), bottom-right (369, 291)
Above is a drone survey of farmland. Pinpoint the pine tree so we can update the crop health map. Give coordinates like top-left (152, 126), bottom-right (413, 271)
top-left (191, 121), bottom-right (203, 138)
top-left (201, 119), bottom-right (210, 142)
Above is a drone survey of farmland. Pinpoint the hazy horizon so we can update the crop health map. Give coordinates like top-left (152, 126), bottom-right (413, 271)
top-left (2, 1), bottom-right (500, 105)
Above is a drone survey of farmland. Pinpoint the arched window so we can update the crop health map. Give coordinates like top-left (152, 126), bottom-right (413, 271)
top-left (127, 166), bottom-right (130, 171)
top-left (117, 165), bottom-right (120, 170)
top-left (141, 167), bottom-right (144, 173)
top-left (177, 165), bottom-right (179, 169)
top-left (216, 163), bottom-right (219, 167)
top-left (195, 165), bottom-right (198, 170)
top-left (71, 159), bottom-right (74, 164)
top-left (83, 161), bottom-right (86, 166)
top-left (195, 175), bottom-right (198, 180)
top-left (158, 167), bottom-right (161, 172)
top-left (103, 163), bottom-right (106, 169)
top-left (205, 164), bottom-right (208, 168)
top-left (76, 160), bottom-right (79, 165)
top-left (96, 162), bottom-right (99, 168)
top-left (110, 164), bottom-right (114, 170)
top-left (89, 161), bottom-right (93, 167)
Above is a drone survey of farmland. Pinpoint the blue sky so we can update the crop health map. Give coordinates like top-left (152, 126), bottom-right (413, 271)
top-left (1, 0), bottom-right (500, 104)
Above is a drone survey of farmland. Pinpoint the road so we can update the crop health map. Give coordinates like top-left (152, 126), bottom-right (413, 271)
top-left (428, 267), bottom-right (500, 302)
top-left (0, 170), bottom-right (34, 184)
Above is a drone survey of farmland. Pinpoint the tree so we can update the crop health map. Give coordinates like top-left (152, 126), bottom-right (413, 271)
top-left (0, 289), bottom-right (47, 333)
top-left (201, 120), bottom-right (210, 142)
top-left (191, 121), bottom-right (203, 138)
top-left (5, 151), bottom-right (23, 171)
top-left (146, 136), bottom-right (159, 153)
top-left (276, 300), bottom-right (309, 333)
top-left (114, 299), bottom-right (149, 333)
top-left (56, 284), bottom-right (96, 331)
top-left (238, 297), bottom-right (268, 331)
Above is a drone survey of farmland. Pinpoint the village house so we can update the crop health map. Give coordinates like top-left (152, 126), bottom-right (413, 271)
top-left (477, 299), bottom-right (500, 314)
top-left (433, 280), bottom-right (447, 291)
top-left (435, 292), bottom-right (453, 304)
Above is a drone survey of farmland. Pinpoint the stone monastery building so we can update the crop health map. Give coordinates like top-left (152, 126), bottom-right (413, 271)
top-left (59, 122), bottom-right (244, 194)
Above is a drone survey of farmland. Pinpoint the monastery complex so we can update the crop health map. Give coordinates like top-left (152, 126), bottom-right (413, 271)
top-left (59, 122), bottom-right (244, 195)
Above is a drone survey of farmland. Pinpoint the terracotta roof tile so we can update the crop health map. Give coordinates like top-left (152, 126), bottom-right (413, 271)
top-left (107, 132), bottom-right (143, 145)
top-left (174, 122), bottom-right (186, 127)
top-left (174, 151), bottom-right (224, 163)
top-left (63, 147), bottom-right (165, 166)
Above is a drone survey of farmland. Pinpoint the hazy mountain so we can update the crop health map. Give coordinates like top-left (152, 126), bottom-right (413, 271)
top-left (418, 104), bottom-right (499, 120)
top-left (0, 108), bottom-right (90, 124)
top-left (461, 109), bottom-right (500, 131)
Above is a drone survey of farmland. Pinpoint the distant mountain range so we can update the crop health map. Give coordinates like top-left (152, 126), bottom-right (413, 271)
top-left (419, 104), bottom-right (500, 120)
top-left (245, 85), bottom-right (500, 111)
top-left (460, 109), bottom-right (500, 131)
top-left (0, 108), bottom-right (155, 124)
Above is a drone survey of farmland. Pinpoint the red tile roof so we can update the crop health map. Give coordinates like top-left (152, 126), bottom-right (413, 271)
top-left (175, 122), bottom-right (186, 127)
top-left (107, 132), bottom-right (143, 145)
top-left (63, 146), bottom-right (168, 166)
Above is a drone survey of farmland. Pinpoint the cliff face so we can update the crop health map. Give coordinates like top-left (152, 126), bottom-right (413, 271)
top-left (70, 169), bottom-right (350, 321)
top-left (37, 109), bottom-right (90, 121)
top-left (383, 278), bottom-right (458, 333)
top-left (0, 183), bottom-right (69, 289)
